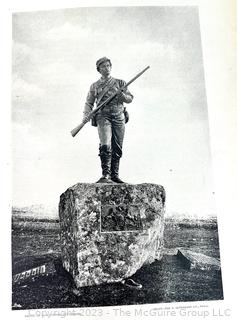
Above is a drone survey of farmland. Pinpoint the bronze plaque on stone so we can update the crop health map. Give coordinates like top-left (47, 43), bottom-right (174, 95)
top-left (100, 204), bottom-right (143, 232)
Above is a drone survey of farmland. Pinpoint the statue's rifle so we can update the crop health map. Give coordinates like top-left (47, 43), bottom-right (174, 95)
top-left (70, 66), bottom-right (150, 137)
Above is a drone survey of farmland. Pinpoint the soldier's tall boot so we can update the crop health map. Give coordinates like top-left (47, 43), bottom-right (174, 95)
top-left (111, 157), bottom-right (125, 183)
top-left (96, 145), bottom-right (113, 183)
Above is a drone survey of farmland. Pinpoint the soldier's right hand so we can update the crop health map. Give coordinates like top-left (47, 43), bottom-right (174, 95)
top-left (82, 113), bottom-right (90, 123)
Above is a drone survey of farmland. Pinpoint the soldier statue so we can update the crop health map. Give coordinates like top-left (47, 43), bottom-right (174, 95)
top-left (82, 57), bottom-right (134, 184)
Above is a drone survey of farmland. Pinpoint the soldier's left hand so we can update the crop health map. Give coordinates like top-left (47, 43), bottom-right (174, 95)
top-left (117, 90), bottom-right (126, 102)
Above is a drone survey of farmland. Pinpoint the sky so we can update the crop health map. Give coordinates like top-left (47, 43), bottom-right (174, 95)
top-left (12, 6), bottom-right (216, 217)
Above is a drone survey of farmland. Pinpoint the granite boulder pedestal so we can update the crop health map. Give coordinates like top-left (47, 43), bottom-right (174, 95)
top-left (59, 183), bottom-right (165, 288)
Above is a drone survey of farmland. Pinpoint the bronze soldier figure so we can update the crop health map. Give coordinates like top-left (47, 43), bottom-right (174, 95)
top-left (82, 57), bottom-right (134, 183)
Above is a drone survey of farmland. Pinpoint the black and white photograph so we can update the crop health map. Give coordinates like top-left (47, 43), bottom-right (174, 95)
top-left (2, 0), bottom-right (236, 318)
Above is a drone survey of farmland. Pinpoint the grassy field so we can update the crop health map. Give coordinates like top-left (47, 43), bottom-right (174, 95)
top-left (12, 216), bottom-right (223, 310)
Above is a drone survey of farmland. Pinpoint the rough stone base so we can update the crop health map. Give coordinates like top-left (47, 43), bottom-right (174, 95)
top-left (59, 183), bottom-right (165, 288)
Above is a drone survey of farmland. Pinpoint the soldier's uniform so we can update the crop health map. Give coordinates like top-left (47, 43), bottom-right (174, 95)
top-left (83, 57), bottom-right (133, 183)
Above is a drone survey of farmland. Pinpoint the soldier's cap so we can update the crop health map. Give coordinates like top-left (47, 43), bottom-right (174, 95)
top-left (96, 57), bottom-right (112, 71)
